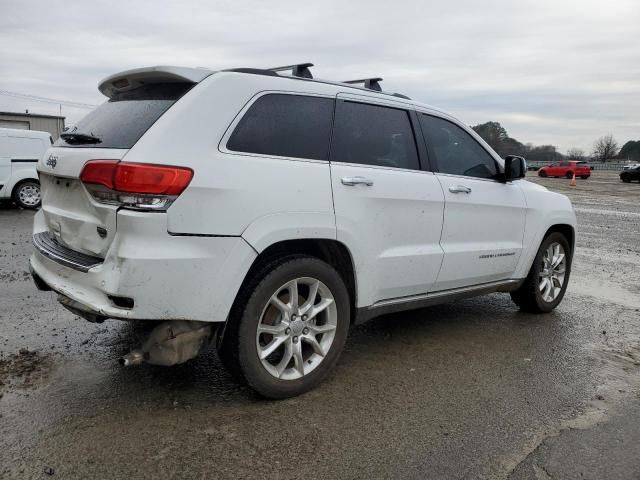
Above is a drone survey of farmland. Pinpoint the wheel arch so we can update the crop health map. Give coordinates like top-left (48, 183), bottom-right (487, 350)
top-left (10, 176), bottom-right (40, 199)
top-left (544, 223), bottom-right (575, 255)
top-left (232, 238), bottom-right (358, 324)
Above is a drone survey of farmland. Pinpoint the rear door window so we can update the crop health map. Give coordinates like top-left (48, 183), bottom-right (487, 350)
top-left (227, 94), bottom-right (334, 161)
top-left (330, 101), bottom-right (420, 170)
top-left (419, 114), bottom-right (498, 179)
top-left (54, 83), bottom-right (192, 149)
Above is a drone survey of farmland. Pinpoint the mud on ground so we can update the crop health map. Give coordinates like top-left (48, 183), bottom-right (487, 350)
top-left (0, 171), bottom-right (639, 479)
top-left (0, 348), bottom-right (56, 394)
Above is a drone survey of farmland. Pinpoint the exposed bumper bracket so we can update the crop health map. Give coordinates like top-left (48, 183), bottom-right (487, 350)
top-left (57, 294), bottom-right (107, 323)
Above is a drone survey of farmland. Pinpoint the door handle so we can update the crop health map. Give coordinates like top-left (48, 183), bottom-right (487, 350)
top-left (341, 176), bottom-right (374, 186)
top-left (448, 185), bottom-right (472, 194)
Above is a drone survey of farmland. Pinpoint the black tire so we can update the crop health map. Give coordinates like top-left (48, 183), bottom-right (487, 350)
top-left (510, 232), bottom-right (572, 313)
top-left (565, 171), bottom-right (574, 179)
top-left (622, 177), bottom-right (631, 183)
top-left (580, 176), bottom-right (589, 179)
top-left (538, 170), bottom-right (547, 178)
top-left (217, 255), bottom-right (350, 399)
top-left (12, 180), bottom-right (41, 209)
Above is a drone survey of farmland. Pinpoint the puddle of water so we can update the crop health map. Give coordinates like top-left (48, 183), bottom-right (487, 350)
top-left (568, 278), bottom-right (640, 309)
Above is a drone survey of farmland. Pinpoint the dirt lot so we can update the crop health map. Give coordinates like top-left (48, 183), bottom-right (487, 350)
top-left (1, 171), bottom-right (639, 479)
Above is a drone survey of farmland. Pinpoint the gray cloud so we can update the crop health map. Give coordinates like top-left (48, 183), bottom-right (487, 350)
top-left (1, 0), bottom-right (638, 152)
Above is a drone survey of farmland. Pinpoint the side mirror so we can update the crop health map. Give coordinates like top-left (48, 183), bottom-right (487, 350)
top-left (504, 155), bottom-right (526, 181)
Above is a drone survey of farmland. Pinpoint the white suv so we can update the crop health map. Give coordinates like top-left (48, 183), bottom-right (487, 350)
top-left (30, 64), bottom-right (576, 398)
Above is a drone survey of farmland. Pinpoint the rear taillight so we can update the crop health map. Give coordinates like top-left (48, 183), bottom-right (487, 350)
top-left (80, 161), bottom-right (193, 211)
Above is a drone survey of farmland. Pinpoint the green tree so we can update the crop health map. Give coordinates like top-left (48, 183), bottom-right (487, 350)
top-left (472, 121), bottom-right (525, 158)
top-left (472, 122), bottom-right (508, 149)
top-left (472, 120), bottom-right (562, 162)
top-left (525, 145), bottom-right (563, 163)
top-left (618, 140), bottom-right (640, 161)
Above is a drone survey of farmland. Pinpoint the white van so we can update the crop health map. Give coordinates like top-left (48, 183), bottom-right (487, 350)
top-left (0, 128), bottom-right (51, 209)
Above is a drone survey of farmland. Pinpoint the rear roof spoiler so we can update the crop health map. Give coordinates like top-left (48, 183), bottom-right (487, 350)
top-left (98, 66), bottom-right (214, 98)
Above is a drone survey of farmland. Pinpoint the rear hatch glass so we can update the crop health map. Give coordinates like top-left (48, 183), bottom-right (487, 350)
top-left (54, 83), bottom-right (192, 149)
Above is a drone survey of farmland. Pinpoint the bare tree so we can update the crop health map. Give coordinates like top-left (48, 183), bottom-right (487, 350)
top-left (566, 148), bottom-right (585, 161)
top-left (592, 135), bottom-right (619, 162)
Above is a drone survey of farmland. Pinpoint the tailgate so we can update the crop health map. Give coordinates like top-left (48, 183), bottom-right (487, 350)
top-left (38, 147), bottom-right (127, 257)
top-left (36, 80), bottom-right (196, 258)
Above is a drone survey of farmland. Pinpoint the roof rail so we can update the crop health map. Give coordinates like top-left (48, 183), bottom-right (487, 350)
top-left (224, 67), bottom-right (278, 77)
top-left (343, 77), bottom-right (383, 92)
top-left (223, 65), bottom-right (411, 100)
top-left (267, 63), bottom-right (314, 79)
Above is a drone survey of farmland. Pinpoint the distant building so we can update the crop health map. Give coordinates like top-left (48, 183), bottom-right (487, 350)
top-left (0, 111), bottom-right (65, 140)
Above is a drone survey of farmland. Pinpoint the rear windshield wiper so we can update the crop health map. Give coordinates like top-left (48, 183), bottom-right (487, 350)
top-left (60, 132), bottom-right (102, 145)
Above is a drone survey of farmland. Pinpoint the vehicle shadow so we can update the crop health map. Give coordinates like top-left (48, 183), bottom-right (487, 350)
top-left (80, 292), bottom-right (572, 409)
top-left (0, 199), bottom-right (18, 210)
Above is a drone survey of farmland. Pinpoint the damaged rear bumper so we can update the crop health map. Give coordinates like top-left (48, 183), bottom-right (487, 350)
top-left (30, 262), bottom-right (108, 323)
top-left (29, 208), bottom-right (257, 323)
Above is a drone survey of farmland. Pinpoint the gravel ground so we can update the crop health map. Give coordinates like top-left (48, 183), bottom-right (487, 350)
top-left (1, 171), bottom-right (639, 479)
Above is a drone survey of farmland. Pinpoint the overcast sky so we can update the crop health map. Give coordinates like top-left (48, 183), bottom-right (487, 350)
top-left (1, 0), bottom-right (638, 152)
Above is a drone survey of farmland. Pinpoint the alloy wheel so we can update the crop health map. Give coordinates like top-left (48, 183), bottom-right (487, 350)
top-left (539, 242), bottom-right (566, 302)
top-left (256, 277), bottom-right (337, 380)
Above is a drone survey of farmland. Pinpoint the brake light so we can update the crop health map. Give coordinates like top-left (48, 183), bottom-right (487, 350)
top-left (114, 163), bottom-right (193, 195)
top-left (80, 161), bottom-right (193, 211)
top-left (79, 160), bottom-right (118, 189)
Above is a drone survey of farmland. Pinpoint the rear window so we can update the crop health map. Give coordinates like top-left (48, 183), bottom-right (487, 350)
top-left (55, 83), bottom-right (192, 149)
top-left (227, 94), bottom-right (334, 160)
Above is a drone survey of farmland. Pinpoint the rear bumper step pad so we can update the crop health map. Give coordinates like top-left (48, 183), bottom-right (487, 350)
top-left (32, 232), bottom-right (103, 272)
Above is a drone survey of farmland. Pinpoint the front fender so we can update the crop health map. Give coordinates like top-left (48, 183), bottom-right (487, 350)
top-left (514, 186), bottom-right (577, 278)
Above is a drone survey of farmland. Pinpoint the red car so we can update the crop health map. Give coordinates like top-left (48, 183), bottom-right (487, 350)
top-left (538, 161), bottom-right (591, 179)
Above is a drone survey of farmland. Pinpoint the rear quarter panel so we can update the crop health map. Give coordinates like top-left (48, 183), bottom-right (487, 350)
top-left (121, 73), bottom-right (337, 239)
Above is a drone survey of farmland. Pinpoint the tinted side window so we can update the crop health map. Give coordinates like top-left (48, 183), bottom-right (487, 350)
top-left (227, 94), bottom-right (334, 160)
top-left (54, 83), bottom-right (192, 149)
top-left (331, 101), bottom-right (419, 170)
top-left (419, 114), bottom-right (498, 179)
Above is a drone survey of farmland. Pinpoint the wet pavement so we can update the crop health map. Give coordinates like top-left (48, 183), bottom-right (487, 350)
top-left (1, 171), bottom-right (639, 479)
